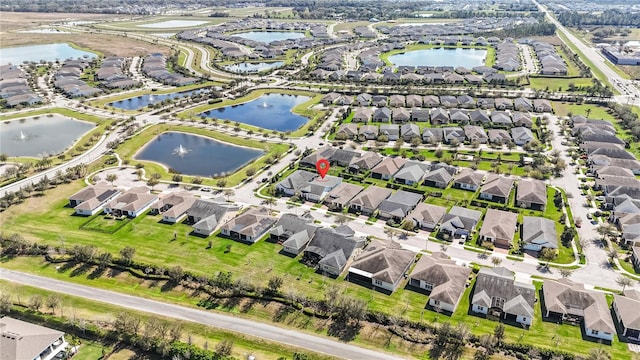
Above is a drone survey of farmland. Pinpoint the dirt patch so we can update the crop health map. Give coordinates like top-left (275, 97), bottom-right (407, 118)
top-left (0, 32), bottom-right (170, 57)
top-left (0, 12), bottom-right (119, 32)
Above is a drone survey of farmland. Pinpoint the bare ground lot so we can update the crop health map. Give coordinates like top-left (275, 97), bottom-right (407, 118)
top-left (0, 32), bottom-right (170, 57)
top-left (0, 12), bottom-right (119, 32)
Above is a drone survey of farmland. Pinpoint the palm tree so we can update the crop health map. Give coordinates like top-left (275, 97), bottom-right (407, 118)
top-left (491, 256), bottom-right (502, 268)
top-left (587, 348), bottom-right (611, 360)
top-left (615, 276), bottom-right (634, 292)
top-left (559, 269), bottom-right (573, 278)
top-left (264, 197), bottom-right (276, 213)
top-left (223, 189), bottom-right (234, 202)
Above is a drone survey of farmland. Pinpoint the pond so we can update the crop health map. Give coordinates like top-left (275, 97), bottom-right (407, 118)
top-left (223, 61), bottom-right (284, 73)
top-left (387, 47), bottom-right (487, 68)
top-left (109, 89), bottom-right (211, 111)
top-left (0, 43), bottom-right (97, 65)
top-left (0, 115), bottom-right (95, 157)
top-left (134, 132), bottom-right (264, 177)
top-left (234, 31), bottom-right (306, 43)
top-left (138, 20), bottom-right (208, 28)
top-left (199, 93), bottom-right (311, 132)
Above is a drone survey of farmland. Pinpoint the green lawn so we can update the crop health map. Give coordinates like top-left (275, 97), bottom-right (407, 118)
top-left (72, 343), bottom-right (105, 360)
top-left (528, 77), bottom-right (593, 92)
top-left (551, 102), bottom-right (616, 121)
top-left (116, 124), bottom-right (290, 186)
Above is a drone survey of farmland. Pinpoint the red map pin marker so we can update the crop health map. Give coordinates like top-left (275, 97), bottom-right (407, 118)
top-left (316, 159), bottom-right (330, 179)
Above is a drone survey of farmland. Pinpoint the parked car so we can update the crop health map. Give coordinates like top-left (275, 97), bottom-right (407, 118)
top-left (201, 187), bottom-right (212, 192)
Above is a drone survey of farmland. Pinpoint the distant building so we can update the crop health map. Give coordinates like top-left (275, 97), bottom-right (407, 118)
top-left (0, 316), bottom-right (68, 360)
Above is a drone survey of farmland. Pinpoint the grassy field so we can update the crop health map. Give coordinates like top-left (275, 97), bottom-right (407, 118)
top-left (551, 102), bottom-right (616, 121)
top-left (0, 12), bottom-right (116, 32)
top-left (0, 280), bottom-right (336, 360)
top-left (333, 21), bottom-right (370, 34)
top-left (93, 16), bottom-right (228, 32)
top-left (117, 124), bottom-right (290, 186)
top-left (527, 77), bottom-right (593, 92)
top-left (178, 88), bottom-right (325, 137)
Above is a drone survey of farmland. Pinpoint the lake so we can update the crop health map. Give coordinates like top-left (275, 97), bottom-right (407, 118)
top-left (234, 31), bottom-right (305, 43)
top-left (199, 93), bottom-right (311, 132)
top-left (388, 47), bottom-right (487, 68)
top-left (134, 132), bottom-right (264, 177)
top-left (138, 20), bottom-right (208, 28)
top-left (109, 89), bottom-right (210, 111)
top-left (0, 43), bottom-right (97, 65)
top-left (223, 61), bottom-right (284, 73)
top-left (0, 115), bottom-right (95, 157)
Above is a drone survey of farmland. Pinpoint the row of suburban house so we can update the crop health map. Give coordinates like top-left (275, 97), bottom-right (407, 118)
top-left (0, 64), bottom-right (42, 107)
top-left (336, 122), bottom-right (534, 146)
top-left (377, 18), bottom-right (539, 39)
top-left (53, 59), bottom-right (103, 98)
top-left (68, 183), bottom-right (240, 236)
top-left (95, 56), bottom-right (140, 89)
top-left (524, 39), bottom-right (568, 76)
top-left (142, 53), bottom-right (198, 86)
top-left (322, 93), bottom-right (553, 113)
top-left (571, 115), bottom-right (640, 247)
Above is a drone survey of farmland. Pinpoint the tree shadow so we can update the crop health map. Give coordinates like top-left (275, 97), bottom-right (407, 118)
top-left (70, 262), bottom-right (92, 277)
top-left (88, 266), bottom-right (107, 280)
top-left (273, 303), bottom-right (294, 323)
top-left (160, 280), bottom-right (178, 292)
top-left (327, 319), bottom-right (361, 342)
top-left (240, 297), bottom-right (257, 313)
top-left (222, 296), bottom-right (241, 310)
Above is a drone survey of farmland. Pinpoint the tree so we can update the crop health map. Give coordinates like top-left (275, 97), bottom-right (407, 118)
top-left (223, 189), bottom-right (234, 202)
top-left (587, 348), bottom-right (611, 360)
top-left (384, 227), bottom-right (400, 242)
top-left (493, 323), bottom-right (505, 345)
top-left (146, 178), bottom-right (159, 190)
top-left (540, 248), bottom-right (557, 267)
top-left (215, 340), bottom-right (234, 357)
top-left (97, 252), bottom-right (112, 270)
top-left (119, 246), bottom-right (136, 265)
top-left (167, 266), bottom-right (184, 284)
top-left (0, 153), bottom-right (7, 163)
top-left (267, 276), bottom-right (283, 295)
top-left (596, 223), bottom-right (617, 243)
top-left (45, 294), bottom-right (61, 314)
top-left (334, 213), bottom-right (351, 225)
top-left (435, 148), bottom-right (444, 160)
top-left (616, 276), bottom-right (633, 292)
top-left (491, 256), bottom-right (502, 267)
top-left (0, 292), bottom-right (11, 315)
top-left (607, 249), bottom-right (618, 264)
top-left (172, 174), bottom-right (183, 183)
top-left (28, 295), bottom-right (43, 312)
top-left (105, 174), bottom-right (118, 186)
top-left (559, 269), bottom-right (573, 278)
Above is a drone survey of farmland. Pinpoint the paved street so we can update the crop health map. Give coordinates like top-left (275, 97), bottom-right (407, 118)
top-left (0, 268), bottom-right (404, 360)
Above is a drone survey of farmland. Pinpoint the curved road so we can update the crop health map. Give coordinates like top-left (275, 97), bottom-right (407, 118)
top-left (0, 268), bottom-right (404, 360)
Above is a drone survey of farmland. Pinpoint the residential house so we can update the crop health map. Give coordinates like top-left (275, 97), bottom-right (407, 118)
top-left (450, 109), bottom-right (470, 124)
top-left (299, 146), bottom-right (336, 168)
top-left (491, 111), bottom-right (512, 127)
top-left (522, 216), bottom-right (558, 251)
top-left (187, 199), bottom-right (238, 237)
top-left (371, 157), bottom-right (406, 180)
top-left (533, 99), bottom-right (552, 113)
top-left (470, 110), bottom-right (490, 125)
top-left (394, 161), bottom-right (430, 185)
top-left (407, 203), bottom-right (447, 231)
top-left (151, 191), bottom-right (197, 223)
top-left (300, 175), bottom-right (342, 202)
top-left (613, 289), bottom-right (640, 342)
top-left (514, 97), bottom-right (533, 112)
top-left (347, 152), bottom-right (381, 172)
top-left (393, 108), bottom-right (412, 123)
top-left (633, 246), bottom-right (640, 270)
top-left (479, 174), bottom-right (514, 203)
top-left (422, 128), bottom-right (444, 144)
top-left (0, 316), bottom-right (68, 360)
top-left (321, 92), bottom-right (341, 105)
top-left (512, 112), bottom-right (533, 128)
top-left (400, 123), bottom-right (421, 141)
top-left (336, 123), bottom-right (358, 139)
top-left (358, 124), bottom-right (379, 140)
top-left (356, 93), bottom-right (372, 106)
top-left (464, 125), bottom-right (488, 144)
top-left (352, 107), bottom-right (374, 122)
top-left (543, 279), bottom-right (615, 342)
top-left (329, 149), bottom-right (361, 167)
top-left (471, 267), bottom-right (536, 326)
top-left (348, 186), bottom-right (393, 215)
top-left (379, 124), bottom-right (399, 140)
top-left (440, 206), bottom-right (482, 237)
top-left (488, 129), bottom-right (512, 145)
top-left (409, 252), bottom-right (472, 313)
top-left (304, 225), bottom-right (366, 276)
top-left (453, 169), bottom-right (484, 191)
top-left (373, 107), bottom-right (392, 122)
top-left (423, 95), bottom-right (440, 107)
top-left (511, 127), bottom-right (534, 146)
top-left (442, 127), bottom-right (465, 144)
top-left (348, 240), bottom-right (416, 292)
top-left (269, 212), bottom-right (318, 255)
top-left (516, 179), bottom-right (547, 210)
top-left (430, 108), bottom-right (450, 125)
top-left (411, 108), bottom-right (430, 122)
top-left (371, 95), bottom-right (388, 107)
top-left (424, 167), bottom-right (455, 189)
top-left (276, 170), bottom-right (317, 196)
top-left (494, 98), bottom-right (513, 110)
top-left (104, 187), bottom-right (158, 218)
top-left (440, 95), bottom-right (458, 108)
top-left (389, 95), bottom-right (406, 107)
top-left (220, 207), bottom-right (276, 243)
top-left (479, 208), bottom-right (518, 249)
top-left (457, 95), bottom-right (475, 108)
top-left (377, 190), bottom-right (423, 221)
top-left (68, 183), bottom-right (121, 216)
top-left (325, 182), bottom-right (364, 210)
top-left (405, 94), bottom-right (423, 108)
